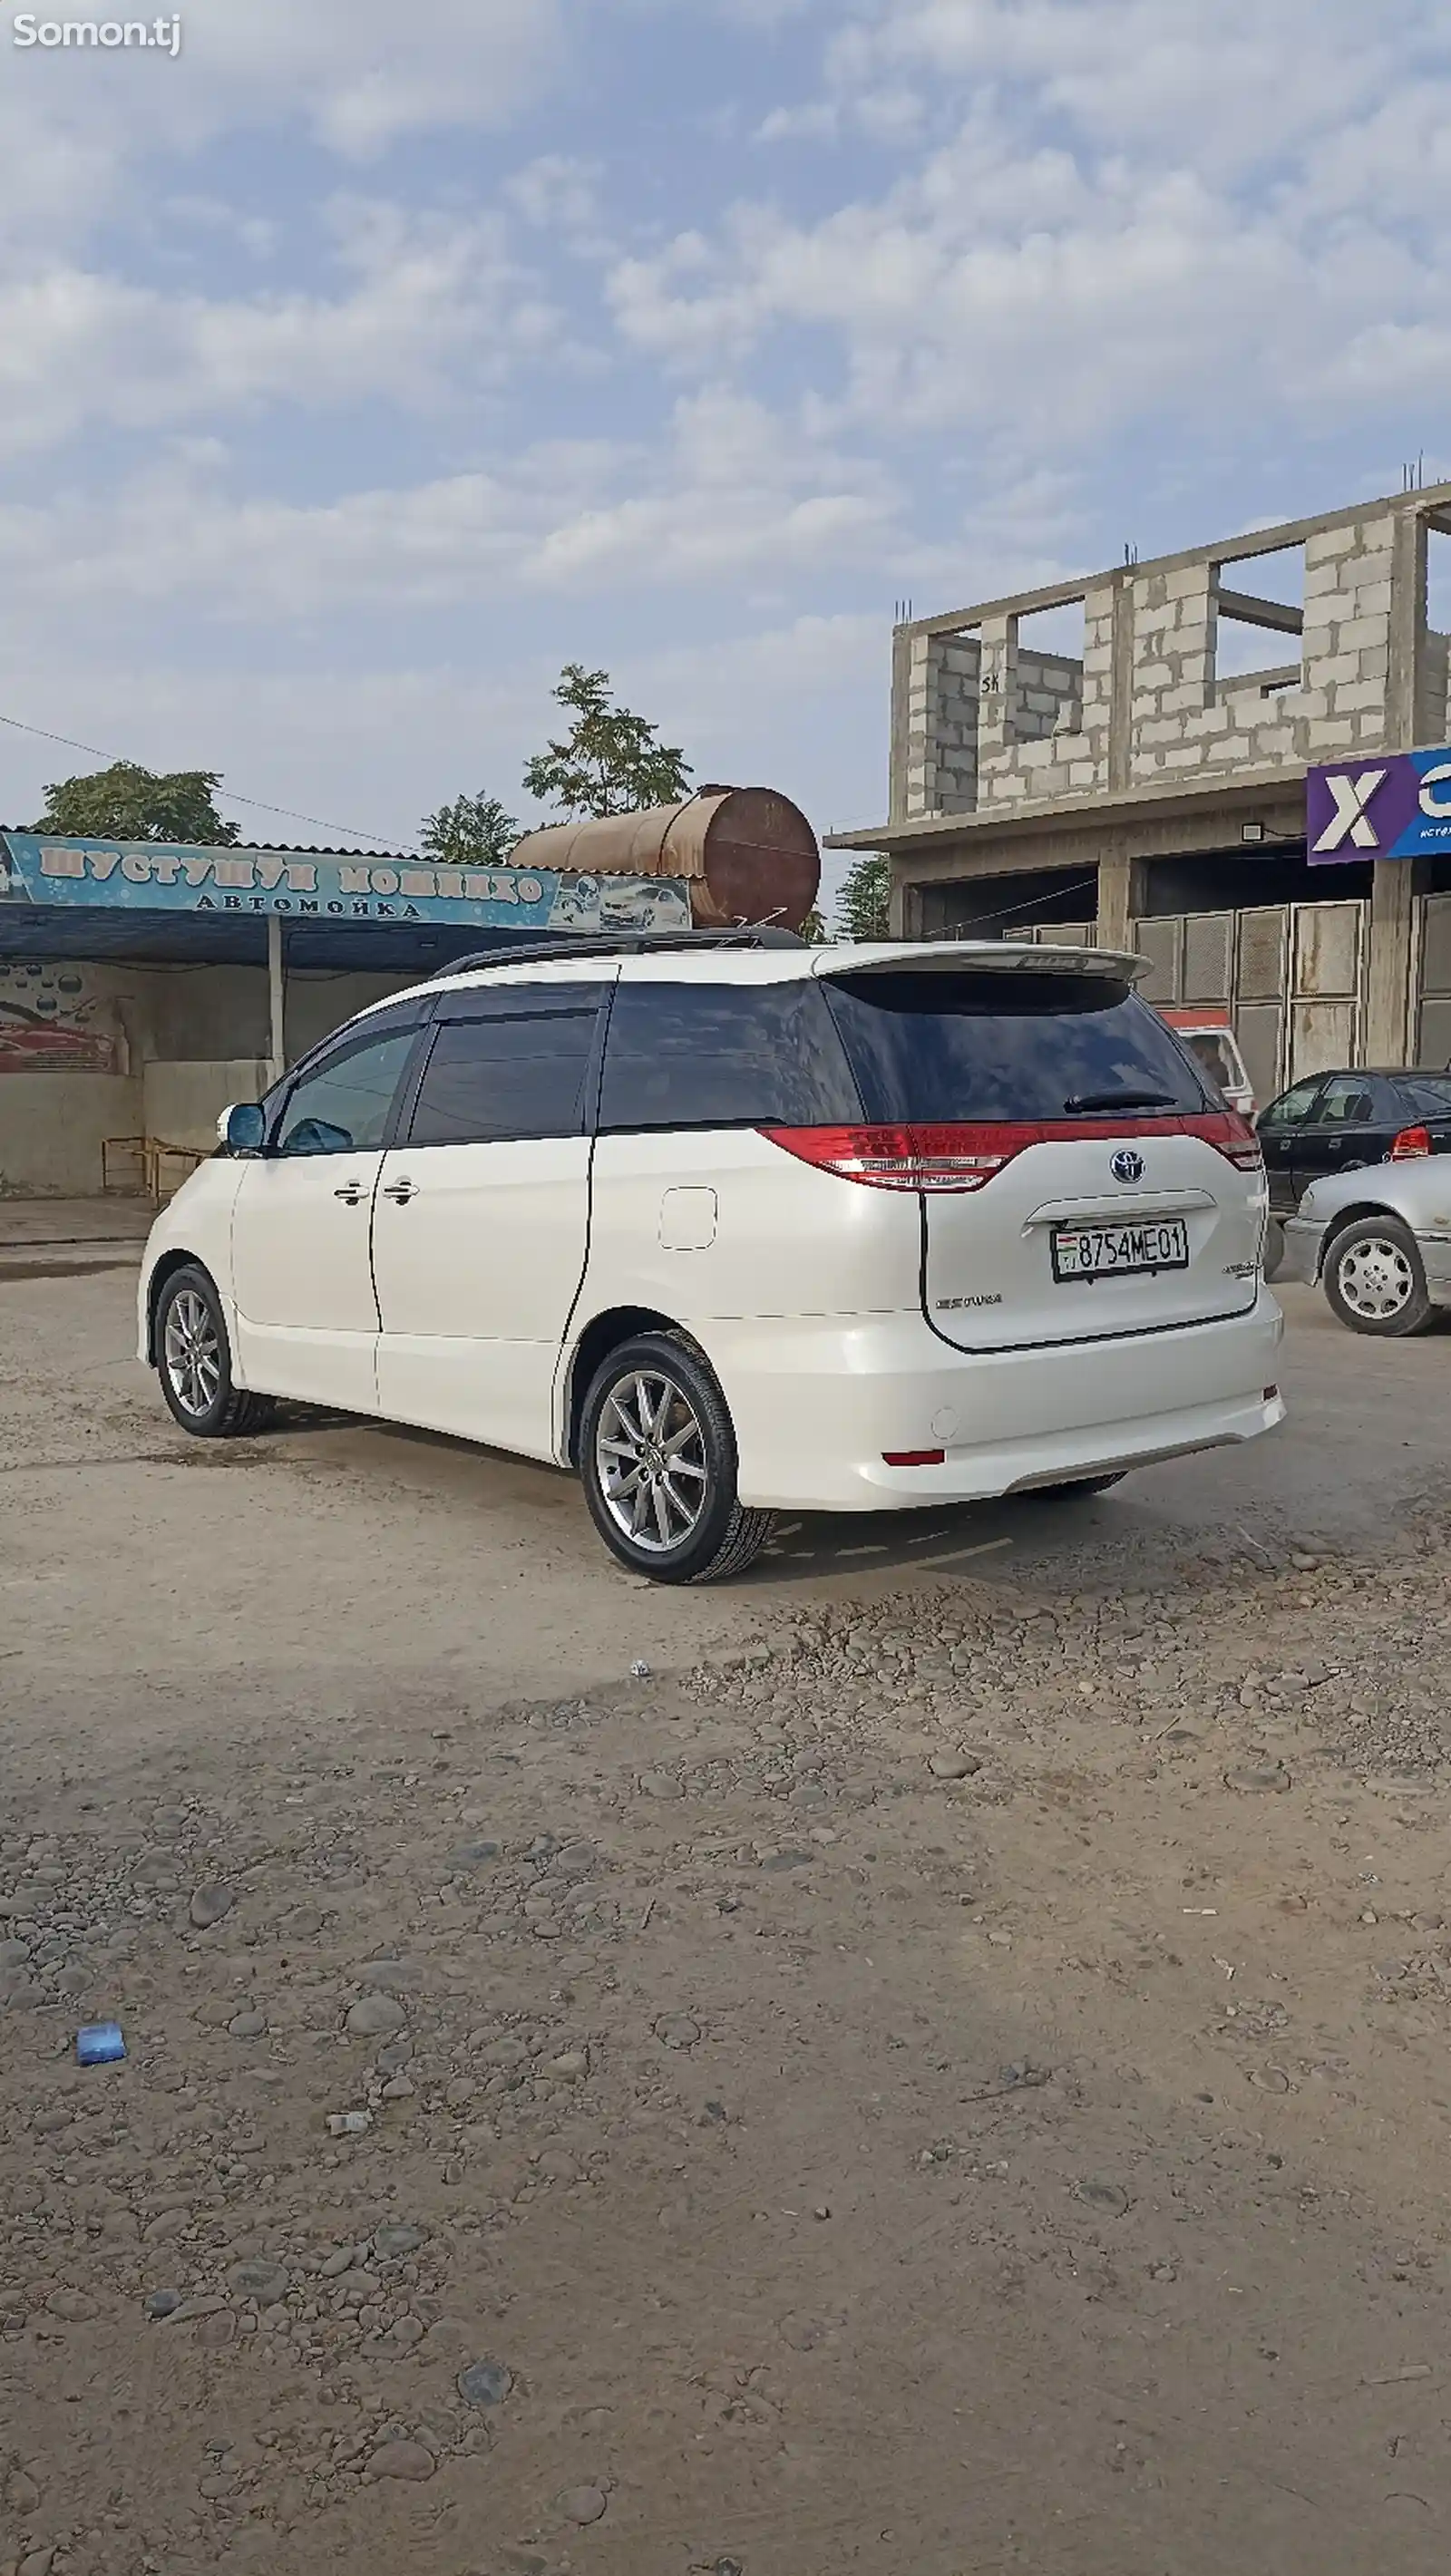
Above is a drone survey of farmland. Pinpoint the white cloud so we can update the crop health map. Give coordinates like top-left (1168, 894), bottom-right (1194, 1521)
top-left (0, 658), bottom-right (548, 854)
top-left (0, 387), bottom-right (901, 618)
top-left (0, 200), bottom-right (562, 456)
top-left (506, 156), bottom-right (602, 234)
top-left (831, 0), bottom-right (1436, 171)
top-left (530, 386), bottom-right (896, 587)
top-left (609, 0), bottom-right (1451, 451)
top-left (755, 100), bottom-right (840, 143)
top-left (6, 0), bottom-right (566, 168)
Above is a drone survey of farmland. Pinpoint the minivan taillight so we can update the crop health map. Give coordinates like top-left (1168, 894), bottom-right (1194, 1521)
top-left (1197, 1110), bottom-right (1263, 1171)
top-left (761, 1109), bottom-right (1263, 1190)
top-left (1392, 1124), bottom-right (1432, 1160)
top-left (759, 1123), bottom-right (1024, 1191)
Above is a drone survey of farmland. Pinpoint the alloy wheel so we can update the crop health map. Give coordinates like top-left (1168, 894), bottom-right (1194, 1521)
top-left (594, 1370), bottom-right (710, 1553)
top-left (163, 1287), bottom-right (222, 1418)
top-left (1336, 1234), bottom-right (1414, 1322)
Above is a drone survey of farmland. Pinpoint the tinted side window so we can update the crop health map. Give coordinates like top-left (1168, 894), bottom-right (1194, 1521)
top-left (275, 1026), bottom-right (421, 1157)
top-left (1257, 1079), bottom-right (1324, 1129)
top-left (1397, 1075), bottom-right (1451, 1118)
top-left (599, 980), bottom-right (862, 1132)
top-left (408, 1010), bottom-right (597, 1145)
top-left (1309, 1074), bottom-right (1380, 1126)
top-left (823, 972), bottom-right (1209, 1122)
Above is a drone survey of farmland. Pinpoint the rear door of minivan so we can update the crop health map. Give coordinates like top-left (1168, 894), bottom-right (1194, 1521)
top-left (821, 957), bottom-right (1264, 1355)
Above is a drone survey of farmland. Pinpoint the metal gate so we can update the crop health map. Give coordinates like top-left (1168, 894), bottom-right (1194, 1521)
top-left (1235, 909), bottom-right (1288, 1108)
top-left (1287, 902), bottom-right (1363, 1079)
top-left (1417, 895), bottom-right (1451, 1069)
top-left (1127, 900), bottom-right (1365, 1097)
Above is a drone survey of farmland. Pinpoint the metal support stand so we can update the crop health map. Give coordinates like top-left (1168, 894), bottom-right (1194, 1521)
top-left (267, 914), bottom-right (286, 1085)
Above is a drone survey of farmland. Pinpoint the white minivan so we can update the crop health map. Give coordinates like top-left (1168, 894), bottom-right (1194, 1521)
top-left (138, 932), bottom-right (1285, 1582)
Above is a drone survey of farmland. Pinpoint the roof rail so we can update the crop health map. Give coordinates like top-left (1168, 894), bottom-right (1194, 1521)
top-left (428, 925), bottom-right (806, 980)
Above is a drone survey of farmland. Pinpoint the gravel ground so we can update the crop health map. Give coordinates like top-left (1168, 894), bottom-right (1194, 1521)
top-left (5, 1276), bottom-right (1451, 2575)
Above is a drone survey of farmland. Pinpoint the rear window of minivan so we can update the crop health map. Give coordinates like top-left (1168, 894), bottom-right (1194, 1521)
top-left (823, 970), bottom-right (1210, 1123)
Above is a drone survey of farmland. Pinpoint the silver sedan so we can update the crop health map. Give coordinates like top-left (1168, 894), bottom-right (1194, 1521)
top-left (1282, 1158), bottom-right (1451, 1336)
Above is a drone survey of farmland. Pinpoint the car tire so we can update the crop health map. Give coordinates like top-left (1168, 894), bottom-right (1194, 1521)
top-left (1322, 1216), bottom-right (1433, 1337)
top-left (1262, 1216), bottom-right (1286, 1281)
top-left (579, 1331), bottom-right (774, 1585)
top-left (1022, 1473), bottom-right (1126, 1502)
top-left (155, 1263), bottom-right (278, 1436)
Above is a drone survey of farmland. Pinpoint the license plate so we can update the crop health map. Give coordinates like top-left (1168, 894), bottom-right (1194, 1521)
top-left (1052, 1219), bottom-right (1190, 1282)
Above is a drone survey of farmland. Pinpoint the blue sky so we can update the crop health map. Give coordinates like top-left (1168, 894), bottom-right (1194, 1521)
top-left (2, 0), bottom-right (1449, 882)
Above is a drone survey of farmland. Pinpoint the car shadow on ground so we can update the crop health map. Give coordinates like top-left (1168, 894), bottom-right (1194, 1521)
top-left (260, 1407), bottom-right (1133, 1589)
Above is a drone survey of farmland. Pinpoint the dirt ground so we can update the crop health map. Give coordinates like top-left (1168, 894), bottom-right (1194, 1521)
top-left (5, 1269), bottom-right (1451, 2576)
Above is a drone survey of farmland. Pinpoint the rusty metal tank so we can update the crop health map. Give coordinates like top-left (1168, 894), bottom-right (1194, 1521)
top-left (511, 787), bottom-right (820, 933)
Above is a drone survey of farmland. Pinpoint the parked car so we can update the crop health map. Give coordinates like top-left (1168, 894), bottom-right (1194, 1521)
top-left (1257, 1067), bottom-right (1451, 1217)
top-left (1281, 1152), bottom-right (1451, 1335)
top-left (1157, 1010), bottom-right (1255, 1116)
top-left (137, 932), bottom-right (1284, 1583)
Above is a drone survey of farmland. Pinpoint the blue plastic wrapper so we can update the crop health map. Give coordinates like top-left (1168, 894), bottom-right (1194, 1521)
top-left (76, 2021), bottom-right (126, 2067)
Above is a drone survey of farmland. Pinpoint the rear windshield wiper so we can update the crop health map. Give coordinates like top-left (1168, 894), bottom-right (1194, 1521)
top-left (1063, 1088), bottom-right (1177, 1113)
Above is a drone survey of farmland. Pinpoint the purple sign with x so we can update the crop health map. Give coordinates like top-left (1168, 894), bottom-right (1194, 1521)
top-left (1307, 748), bottom-right (1451, 863)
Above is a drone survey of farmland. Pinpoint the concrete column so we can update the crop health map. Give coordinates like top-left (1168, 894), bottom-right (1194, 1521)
top-left (1365, 861), bottom-right (1416, 1066)
top-left (1096, 841), bottom-right (1143, 953)
top-left (267, 915), bottom-right (287, 1084)
top-left (1106, 573), bottom-right (1134, 793)
top-left (977, 614), bottom-right (1017, 760)
top-left (889, 625), bottom-right (912, 824)
top-left (1364, 506), bottom-right (1426, 1066)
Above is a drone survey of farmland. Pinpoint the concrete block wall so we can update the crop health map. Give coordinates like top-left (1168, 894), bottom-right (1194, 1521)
top-left (901, 630), bottom-right (1079, 816)
top-left (1129, 507), bottom-right (1401, 781)
top-left (1128, 561), bottom-right (1218, 780)
top-left (888, 490), bottom-right (1451, 824)
top-left (978, 608), bottom-right (1109, 809)
top-left (1010, 648), bottom-right (1082, 742)
top-left (898, 580), bottom-right (1115, 819)
top-left (924, 633), bottom-right (981, 814)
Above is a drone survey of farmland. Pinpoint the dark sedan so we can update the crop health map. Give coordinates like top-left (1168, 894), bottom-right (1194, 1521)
top-left (1257, 1067), bottom-right (1451, 1216)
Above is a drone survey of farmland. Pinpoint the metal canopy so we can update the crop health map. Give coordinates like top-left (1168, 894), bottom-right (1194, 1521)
top-left (0, 905), bottom-right (536, 975)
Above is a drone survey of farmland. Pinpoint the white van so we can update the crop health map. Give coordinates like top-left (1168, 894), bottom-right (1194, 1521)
top-left (1157, 1011), bottom-right (1255, 1116)
top-left (138, 933), bottom-right (1284, 1582)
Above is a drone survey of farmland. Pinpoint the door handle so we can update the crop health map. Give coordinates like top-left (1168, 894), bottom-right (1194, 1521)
top-left (383, 1179), bottom-right (417, 1205)
top-left (334, 1182), bottom-right (365, 1206)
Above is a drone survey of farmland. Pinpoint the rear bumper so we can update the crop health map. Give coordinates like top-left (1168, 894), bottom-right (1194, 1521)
top-left (703, 1291), bottom-right (1285, 1512)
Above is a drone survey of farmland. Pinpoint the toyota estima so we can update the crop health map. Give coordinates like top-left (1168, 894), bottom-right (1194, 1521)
top-left (138, 929), bottom-right (1285, 1583)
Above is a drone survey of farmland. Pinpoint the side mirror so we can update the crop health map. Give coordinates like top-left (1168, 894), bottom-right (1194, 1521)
top-left (220, 1103), bottom-right (266, 1154)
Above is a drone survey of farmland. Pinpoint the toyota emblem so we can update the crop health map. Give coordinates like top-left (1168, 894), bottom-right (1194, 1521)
top-left (1110, 1149), bottom-right (1145, 1183)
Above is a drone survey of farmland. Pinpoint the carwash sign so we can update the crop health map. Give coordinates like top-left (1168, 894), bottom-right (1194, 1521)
top-left (1307, 749), bottom-right (1451, 865)
top-left (0, 832), bottom-right (692, 934)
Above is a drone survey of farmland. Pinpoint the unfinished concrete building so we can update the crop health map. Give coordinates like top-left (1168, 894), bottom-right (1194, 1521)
top-left (829, 483), bottom-right (1451, 1099)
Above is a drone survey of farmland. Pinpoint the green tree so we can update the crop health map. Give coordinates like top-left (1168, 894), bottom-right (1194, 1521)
top-left (839, 851), bottom-right (891, 940)
top-left (420, 792), bottom-right (520, 868)
top-left (34, 761), bottom-right (239, 845)
top-left (798, 904), bottom-right (831, 944)
top-left (522, 664), bottom-right (692, 820)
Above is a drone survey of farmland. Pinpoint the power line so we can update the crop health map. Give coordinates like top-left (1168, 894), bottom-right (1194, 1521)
top-left (0, 710), bottom-right (408, 851)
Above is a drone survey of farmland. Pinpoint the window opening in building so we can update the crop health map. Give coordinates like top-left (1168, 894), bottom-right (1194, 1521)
top-left (1212, 542), bottom-right (1305, 702)
top-left (1013, 597), bottom-right (1086, 742)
